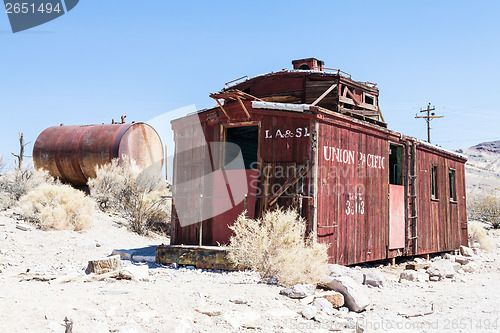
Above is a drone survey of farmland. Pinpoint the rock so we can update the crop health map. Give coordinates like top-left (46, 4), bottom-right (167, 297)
top-left (455, 255), bottom-right (473, 265)
top-left (279, 284), bottom-right (315, 299)
top-left (132, 255), bottom-right (155, 263)
top-left (196, 308), bottom-right (222, 317)
top-left (312, 297), bottom-right (334, 315)
top-left (462, 262), bottom-right (479, 273)
top-left (16, 224), bottom-right (33, 231)
top-left (429, 275), bottom-right (440, 282)
top-left (86, 255), bottom-right (122, 274)
top-left (363, 271), bottom-right (384, 288)
top-left (267, 277), bottom-right (278, 285)
top-left (316, 291), bottom-right (344, 308)
top-left (443, 253), bottom-right (454, 261)
top-left (300, 295), bottom-right (315, 305)
top-left (326, 276), bottom-right (370, 312)
top-left (399, 270), bottom-right (429, 283)
top-left (301, 306), bottom-right (317, 320)
top-left (112, 249), bottom-right (133, 260)
top-left (328, 264), bottom-right (364, 284)
top-left (222, 310), bottom-right (261, 329)
top-left (426, 260), bottom-right (456, 280)
top-left (460, 246), bottom-right (474, 257)
top-left (122, 264), bottom-right (150, 281)
top-left (229, 297), bottom-right (248, 304)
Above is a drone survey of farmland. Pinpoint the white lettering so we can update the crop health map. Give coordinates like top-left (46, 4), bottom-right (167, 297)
top-left (324, 146), bottom-right (332, 161)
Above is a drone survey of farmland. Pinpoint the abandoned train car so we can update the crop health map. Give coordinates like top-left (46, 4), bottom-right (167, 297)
top-left (169, 58), bottom-right (467, 265)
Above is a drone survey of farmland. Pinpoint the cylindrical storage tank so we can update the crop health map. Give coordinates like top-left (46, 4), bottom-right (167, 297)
top-left (33, 123), bottom-right (164, 185)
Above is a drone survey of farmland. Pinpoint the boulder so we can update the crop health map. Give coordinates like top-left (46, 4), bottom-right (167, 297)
top-left (460, 246), bottom-right (474, 257)
top-left (86, 255), bottom-right (122, 274)
top-left (312, 297), bottom-right (334, 315)
top-left (301, 306), bottom-right (317, 320)
top-left (399, 270), bottom-right (429, 283)
top-left (326, 276), bottom-right (370, 312)
top-left (454, 255), bottom-right (473, 265)
top-left (279, 284), bottom-right (315, 299)
top-left (328, 264), bottom-right (363, 284)
top-left (267, 277), bottom-right (278, 285)
top-left (363, 271), bottom-right (385, 288)
top-left (111, 249), bottom-right (134, 260)
top-left (426, 260), bottom-right (456, 280)
top-left (316, 291), bottom-right (344, 308)
top-left (122, 264), bottom-right (150, 281)
top-left (462, 262), bottom-right (479, 273)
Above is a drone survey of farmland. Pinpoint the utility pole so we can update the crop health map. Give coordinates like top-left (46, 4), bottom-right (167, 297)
top-left (415, 103), bottom-right (443, 143)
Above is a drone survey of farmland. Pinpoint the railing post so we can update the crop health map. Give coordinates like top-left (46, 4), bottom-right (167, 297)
top-left (199, 194), bottom-right (203, 247)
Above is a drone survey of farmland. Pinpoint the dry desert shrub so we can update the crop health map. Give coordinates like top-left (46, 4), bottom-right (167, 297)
top-left (88, 157), bottom-right (171, 235)
top-left (467, 191), bottom-right (500, 229)
top-left (468, 221), bottom-right (495, 252)
top-left (0, 165), bottom-right (54, 210)
top-left (228, 208), bottom-right (329, 286)
top-left (18, 183), bottom-right (95, 231)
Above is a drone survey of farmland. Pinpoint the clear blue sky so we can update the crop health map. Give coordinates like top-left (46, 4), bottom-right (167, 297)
top-left (1, 0), bottom-right (499, 169)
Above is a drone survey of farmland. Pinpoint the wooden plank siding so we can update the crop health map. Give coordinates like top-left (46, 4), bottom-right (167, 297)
top-left (170, 72), bottom-right (467, 266)
top-left (414, 145), bottom-right (468, 255)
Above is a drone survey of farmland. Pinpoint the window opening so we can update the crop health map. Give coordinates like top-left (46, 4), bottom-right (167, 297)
top-left (431, 165), bottom-right (438, 200)
top-left (389, 145), bottom-right (403, 185)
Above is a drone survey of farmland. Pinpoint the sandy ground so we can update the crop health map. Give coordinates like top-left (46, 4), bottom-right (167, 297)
top-left (1, 209), bottom-right (499, 333)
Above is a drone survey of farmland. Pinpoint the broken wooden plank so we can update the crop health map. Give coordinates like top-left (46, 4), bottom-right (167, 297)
top-left (312, 83), bottom-right (338, 106)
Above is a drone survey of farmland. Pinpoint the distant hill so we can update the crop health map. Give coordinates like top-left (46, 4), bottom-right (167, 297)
top-left (457, 140), bottom-right (500, 193)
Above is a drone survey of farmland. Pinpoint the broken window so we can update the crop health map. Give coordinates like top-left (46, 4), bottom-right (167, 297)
top-left (364, 94), bottom-right (374, 105)
top-left (389, 145), bottom-right (403, 185)
top-left (431, 165), bottom-right (438, 200)
top-left (449, 168), bottom-right (457, 201)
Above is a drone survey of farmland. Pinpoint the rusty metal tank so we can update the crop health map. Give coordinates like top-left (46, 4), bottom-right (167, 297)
top-left (33, 123), bottom-right (164, 185)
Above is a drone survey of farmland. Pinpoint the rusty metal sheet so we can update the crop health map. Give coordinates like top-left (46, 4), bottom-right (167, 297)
top-left (155, 245), bottom-right (237, 271)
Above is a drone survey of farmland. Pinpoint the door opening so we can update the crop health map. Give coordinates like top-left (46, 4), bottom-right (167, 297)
top-left (225, 126), bottom-right (259, 169)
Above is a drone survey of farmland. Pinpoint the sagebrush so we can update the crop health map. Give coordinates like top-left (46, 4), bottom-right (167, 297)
top-left (228, 208), bottom-right (329, 286)
top-left (88, 157), bottom-right (171, 235)
top-left (467, 191), bottom-right (500, 229)
top-left (468, 221), bottom-right (495, 252)
top-left (0, 165), bottom-right (54, 210)
top-left (19, 183), bottom-right (95, 231)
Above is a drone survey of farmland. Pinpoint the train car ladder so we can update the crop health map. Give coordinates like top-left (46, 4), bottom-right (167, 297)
top-left (405, 141), bottom-right (419, 255)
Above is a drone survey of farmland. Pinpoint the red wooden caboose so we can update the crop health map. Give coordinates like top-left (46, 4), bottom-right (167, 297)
top-left (169, 58), bottom-right (468, 265)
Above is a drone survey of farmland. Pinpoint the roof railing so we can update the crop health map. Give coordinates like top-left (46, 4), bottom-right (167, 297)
top-left (225, 76), bottom-right (248, 86)
top-left (324, 68), bottom-right (351, 79)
